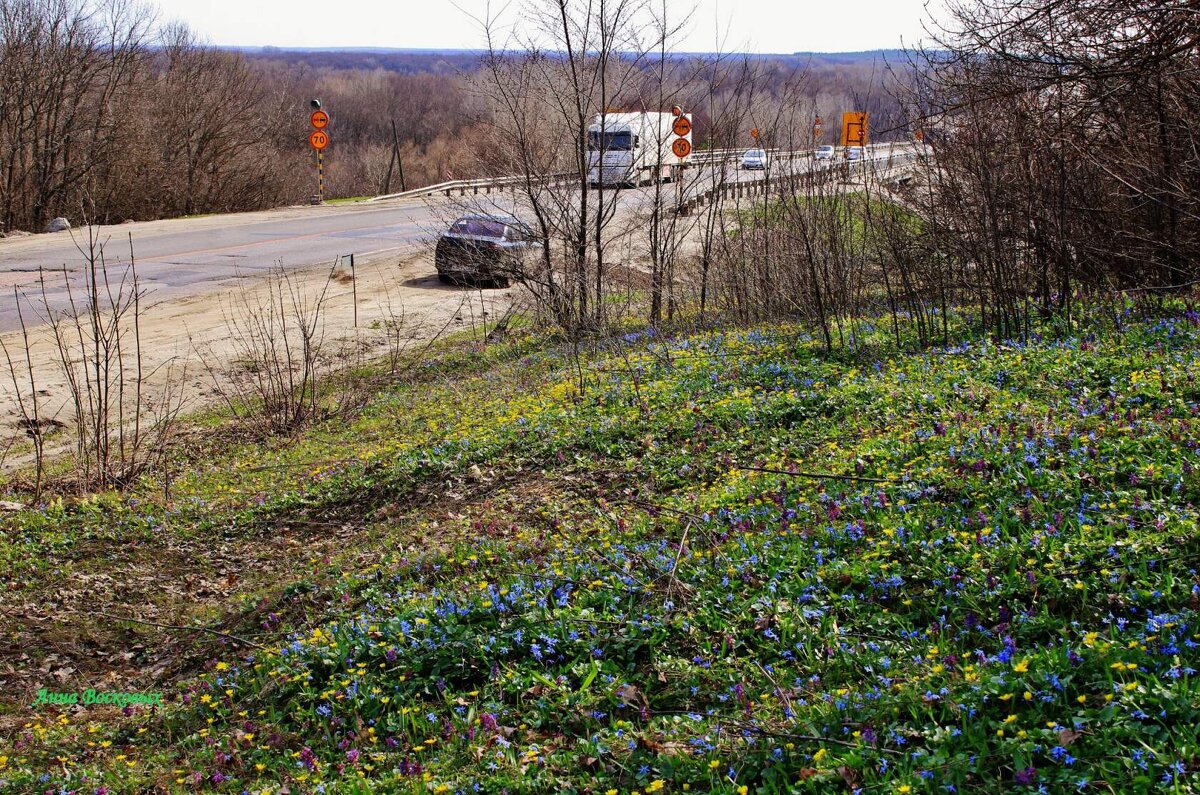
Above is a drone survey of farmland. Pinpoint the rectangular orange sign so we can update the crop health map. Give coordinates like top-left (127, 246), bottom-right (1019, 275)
top-left (841, 112), bottom-right (868, 147)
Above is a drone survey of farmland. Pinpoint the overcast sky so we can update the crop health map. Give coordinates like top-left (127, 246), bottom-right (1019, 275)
top-left (153, 0), bottom-right (941, 54)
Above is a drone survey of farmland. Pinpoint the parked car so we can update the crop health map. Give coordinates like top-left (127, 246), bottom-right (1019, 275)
top-left (845, 146), bottom-right (864, 161)
top-left (434, 214), bottom-right (541, 288)
top-left (740, 148), bottom-right (770, 170)
top-left (814, 145), bottom-right (835, 160)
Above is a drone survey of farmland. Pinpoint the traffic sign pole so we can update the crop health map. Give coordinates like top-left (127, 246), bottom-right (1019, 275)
top-left (318, 150), bottom-right (325, 203)
top-left (309, 110), bottom-right (331, 204)
top-left (667, 108), bottom-right (693, 213)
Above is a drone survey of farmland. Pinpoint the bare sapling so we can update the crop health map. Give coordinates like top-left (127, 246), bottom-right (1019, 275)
top-left (0, 289), bottom-right (46, 499)
top-left (202, 261), bottom-right (382, 437)
top-left (30, 226), bottom-right (186, 491)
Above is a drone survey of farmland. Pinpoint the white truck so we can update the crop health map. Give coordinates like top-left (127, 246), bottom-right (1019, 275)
top-left (587, 111), bottom-right (691, 188)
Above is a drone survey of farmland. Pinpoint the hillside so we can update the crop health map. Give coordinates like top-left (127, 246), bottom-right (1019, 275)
top-left (2, 309), bottom-right (1199, 792)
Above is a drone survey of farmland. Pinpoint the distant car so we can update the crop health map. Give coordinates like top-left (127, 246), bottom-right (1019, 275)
top-left (814, 145), bottom-right (835, 160)
top-left (846, 146), bottom-right (864, 161)
top-left (740, 148), bottom-right (770, 170)
top-left (434, 214), bottom-right (541, 288)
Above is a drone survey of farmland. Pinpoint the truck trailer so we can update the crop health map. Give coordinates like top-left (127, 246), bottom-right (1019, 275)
top-left (586, 111), bottom-right (691, 188)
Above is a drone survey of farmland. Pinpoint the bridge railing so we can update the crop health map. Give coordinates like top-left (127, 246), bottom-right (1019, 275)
top-left (676, 147), bottom-right (916, 216)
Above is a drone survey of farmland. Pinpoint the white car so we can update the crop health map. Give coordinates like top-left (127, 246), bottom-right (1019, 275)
top-left (740, 148), bottom-right (769, 170)
top-left (846, 146), bottom-right (864, 161)
top-left (814, 145), bottom-right (835, 160)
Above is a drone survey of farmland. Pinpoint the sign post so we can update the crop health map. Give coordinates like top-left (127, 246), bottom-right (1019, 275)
top-left (348, 253), bottom-right (357, 328)
top-left (670, 108), bottom-right (692, 213)
top-left (840, 111), bottom-right (868, 151)
top-left (310, 109), bottom-right (331, 203)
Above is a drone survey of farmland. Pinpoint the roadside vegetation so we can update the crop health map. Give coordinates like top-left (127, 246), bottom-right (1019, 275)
top-left (2, 299), bottom-right (1199, 792)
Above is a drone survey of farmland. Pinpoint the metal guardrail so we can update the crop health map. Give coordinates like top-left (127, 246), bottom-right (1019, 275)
top-left (365, 150), bottom-right (785, 202)
top-left (369, 172), bottom-right (577, 202)
top-left (676, 147), bottom-right (916, 216)
top-left (689, 147), bottom-right (814, 167)
top-left (366, 144), bottom-right (913, 204)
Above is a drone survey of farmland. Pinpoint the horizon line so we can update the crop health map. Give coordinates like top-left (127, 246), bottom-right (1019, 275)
top-left (217, 45), bottom-right (921, 58)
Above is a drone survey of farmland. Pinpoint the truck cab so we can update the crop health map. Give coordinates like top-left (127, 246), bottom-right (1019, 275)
top-left (587, 112), bottom-right (690, 188)
top-left (588, 125), bottom-right (640, 187)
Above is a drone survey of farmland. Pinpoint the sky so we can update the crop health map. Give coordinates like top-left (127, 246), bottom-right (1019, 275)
top-left (152, 0), bottom-right (941, 54)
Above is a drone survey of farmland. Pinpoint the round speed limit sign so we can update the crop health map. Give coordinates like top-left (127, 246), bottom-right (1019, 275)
top-left (309, 130), bottom-right (330, 151)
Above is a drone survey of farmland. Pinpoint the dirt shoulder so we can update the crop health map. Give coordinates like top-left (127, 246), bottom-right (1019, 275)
top-left (0, 245), bottom-right (516, 473)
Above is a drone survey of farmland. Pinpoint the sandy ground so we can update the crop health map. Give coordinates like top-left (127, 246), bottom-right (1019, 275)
top-left (0, 244), bottom-right (516, 472)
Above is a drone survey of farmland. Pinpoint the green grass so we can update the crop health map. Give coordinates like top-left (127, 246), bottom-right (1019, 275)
top-left (734, 193), bottom-right (924, 242)
top-left (2, 307), bottom-right (1199, 793)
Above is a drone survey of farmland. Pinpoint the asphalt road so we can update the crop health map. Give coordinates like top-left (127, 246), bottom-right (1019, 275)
top-left (0, 144), bottom-right (915, 333)
top-left (0, 201), bottom-right (446, 332)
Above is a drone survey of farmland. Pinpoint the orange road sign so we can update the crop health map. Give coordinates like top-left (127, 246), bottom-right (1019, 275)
top-left (672, 116), bottom-right (692, 137)
top-left (841, 112), bottom-right (868, 147)
top-left (310, 110), bottom-right (330, 129)
top-left (750, 128), bottom-right (760, 140)
top-left (672, 138), bottom-right (692, 158)
top-left (310, 130), bottom-right (330, 150)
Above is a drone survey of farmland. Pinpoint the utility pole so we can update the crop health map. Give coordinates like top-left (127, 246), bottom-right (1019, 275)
top-left (382, 119), bottom-right (407, 195)
top-left (394, 119), bottom-right (406, 193)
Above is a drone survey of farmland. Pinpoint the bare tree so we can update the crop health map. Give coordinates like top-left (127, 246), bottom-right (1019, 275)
top-left (907, 0), bottom-right (1200, 334)
top-left (469, 0), bottom-right (667, 334)
top-left (0, 0), bottom-right (150, 231)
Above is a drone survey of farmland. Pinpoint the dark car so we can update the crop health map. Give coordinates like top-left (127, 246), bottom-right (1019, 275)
top-left (434, 214), bottom-right (542, 288)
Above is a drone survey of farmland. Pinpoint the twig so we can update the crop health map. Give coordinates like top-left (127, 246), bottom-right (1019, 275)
top-left (729, 722), bottom-right (905, 756)
top-left (92, 611), bottom-right (269, 651)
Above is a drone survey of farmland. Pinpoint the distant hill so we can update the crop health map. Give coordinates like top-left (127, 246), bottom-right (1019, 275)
top-left (234, 46), bottom-right (916, 75)
top-left (236, 47), bottom-right (488, 75)
top-left (790, 49), bottom-right (915, 63)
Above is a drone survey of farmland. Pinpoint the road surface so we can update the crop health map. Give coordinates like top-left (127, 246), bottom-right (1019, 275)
top-left (0, 143), bottom-right (915, 332)
top-left (0, 202), bottom-right (442, 333)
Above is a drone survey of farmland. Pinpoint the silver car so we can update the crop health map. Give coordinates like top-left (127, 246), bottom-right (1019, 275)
top-left (434, 214), bottom-right (542, 288)
top-left (740, 148), bottom-right (770, 170)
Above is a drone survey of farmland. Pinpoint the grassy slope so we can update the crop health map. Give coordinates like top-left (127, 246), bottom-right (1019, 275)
top-left (2, 311), bottom-right (1200, 794)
